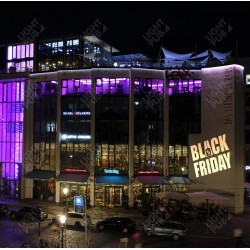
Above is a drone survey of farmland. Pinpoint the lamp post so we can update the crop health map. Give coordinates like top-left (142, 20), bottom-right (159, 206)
top-left (60, 215), bottom-right (66, 248)
top-left (63, 187), bottom-right (69, 213)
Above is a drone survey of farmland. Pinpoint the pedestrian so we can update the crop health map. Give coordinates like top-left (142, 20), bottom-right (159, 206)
top-left (132, 230), bottom-right (142, 248)
top-left (233, 227), bottom-right (243, 247)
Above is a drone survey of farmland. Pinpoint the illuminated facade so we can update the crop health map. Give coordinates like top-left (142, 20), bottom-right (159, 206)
top-left (0, 36), bottom-right (245, 213)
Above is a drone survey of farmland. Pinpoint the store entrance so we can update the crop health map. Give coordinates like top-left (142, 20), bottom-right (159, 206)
top-left (105, 186), bottom-right (123, 207)
top-left (2, 178), bottom-right (20, 199)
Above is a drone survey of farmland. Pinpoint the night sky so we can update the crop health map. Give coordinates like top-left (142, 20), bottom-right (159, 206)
top-left (0, 1), bottom-right (250, 59)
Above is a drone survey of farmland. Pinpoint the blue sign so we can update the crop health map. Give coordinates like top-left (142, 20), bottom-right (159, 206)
top-left (74, 196), bottom-right (84, 213)
top-left (104, 169), bottom-right (119, 174)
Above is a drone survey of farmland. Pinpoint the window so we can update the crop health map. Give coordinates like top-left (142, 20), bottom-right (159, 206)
top-left (66, 39), bottom-right (79, 55)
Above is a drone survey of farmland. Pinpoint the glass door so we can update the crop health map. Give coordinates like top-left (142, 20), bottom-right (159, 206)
top-left (114, 187), bottom-right (123, 207)
top-left (105, 186), bottom-right (123, 207)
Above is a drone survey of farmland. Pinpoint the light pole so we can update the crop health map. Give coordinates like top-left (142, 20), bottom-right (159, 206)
top-left (84, 195), bottom-right (88, 247)
top-left (60, 215), bottom-right (66, 248)
top-left (63, 187), bottom-right (69, 213)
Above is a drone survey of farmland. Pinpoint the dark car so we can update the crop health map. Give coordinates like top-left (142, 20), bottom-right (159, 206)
top-left (9, 206), bottom-right (48, 221)
top-left (96, 216), bottom-right (136, 233)
top-left (143, 221), bottom-right (187, 240)
top-left (0, 202), bottom-right (9, 216)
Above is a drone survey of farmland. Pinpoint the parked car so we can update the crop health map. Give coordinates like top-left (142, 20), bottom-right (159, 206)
top-left (51, 211), bottom-right (92, 228)
top-left (143, 221), bottom-right (187, 240)
top-left (0, 202), bottom-right (9, 216)
top-left (9, 206), bottom-right (48, 221)
top-left (96, 216), bottom-right (136, 234)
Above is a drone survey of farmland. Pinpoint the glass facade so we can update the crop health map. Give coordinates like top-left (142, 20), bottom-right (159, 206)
top-left (61, 78), bottom-right (91, 172)
top-left (0, 67), bottom-right (203, 203)
top-left (95, 78), bottom-right (130, 174)
top-left (134, 78), bottom-right (164, 175)
top-left (7, 43), bottom-right (34, 72)
top-left (0, 80), bottom-right (24, 198)
top-left (169, 77), bottom-right (201, 176)
top-left (169, 79), bottom-right (201, 95)
top-left (34, 81), bottom-right (57, 171)
top-left (37, 37), bottom-right (113, 71)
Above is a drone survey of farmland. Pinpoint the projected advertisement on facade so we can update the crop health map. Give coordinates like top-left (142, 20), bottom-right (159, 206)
top-left (190, 134), bottom-right (231, 178)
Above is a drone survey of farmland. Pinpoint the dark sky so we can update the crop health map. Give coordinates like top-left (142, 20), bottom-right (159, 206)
top-left (0, 1), bottom-right (250, 59)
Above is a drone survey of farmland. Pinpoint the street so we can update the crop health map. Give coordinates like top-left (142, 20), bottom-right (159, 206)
top-left (0, 200), bottom-right (250, 248)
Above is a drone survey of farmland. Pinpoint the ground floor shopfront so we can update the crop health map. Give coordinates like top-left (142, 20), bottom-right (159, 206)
top-left (23, 172), bottom-right (190, 208)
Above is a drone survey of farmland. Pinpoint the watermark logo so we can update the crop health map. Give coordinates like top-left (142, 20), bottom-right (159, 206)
top-left (205, 67), bottom-right (233, 110)
top-left (143, 18), bottom-right (170, 47)
top-left (141, 92), bottom-right (164, 109)
top-left (205, 207), bottom-right (233, 233)
top-left (83, 18), bottom-right (108, 38)
top-left (205, 18), bottom-right (233, 46)
top-left (17, 18), bottom-right (45, 44)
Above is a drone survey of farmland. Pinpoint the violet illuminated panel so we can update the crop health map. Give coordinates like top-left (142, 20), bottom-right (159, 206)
top-left (0, 80), bottom-right (24, 179)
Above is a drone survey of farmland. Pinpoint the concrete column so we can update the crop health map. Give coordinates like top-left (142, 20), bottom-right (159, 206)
top-left (21, 77), bottom-right (34, 199)
top-left (163, 72), bottom-right (169, 191)
top-left (90, 72), bottom-right (96, 207)
top-left (55, 182), bottom-right (61, 203)
top-left (128, 70), bottom-right (134, 207)
top-left (55, 78), bottom-right (62, 203)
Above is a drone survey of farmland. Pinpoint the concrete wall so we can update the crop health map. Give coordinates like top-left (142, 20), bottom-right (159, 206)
top-left (189, 65), bottom-right (244, 214)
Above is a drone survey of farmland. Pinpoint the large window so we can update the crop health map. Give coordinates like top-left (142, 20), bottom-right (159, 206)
top-left (61, 142), bottom-right (91, 171)
top-left (38, 41), bottom-right (64, 58)
top-left (7, 44), bottom-right (34, 60)
top-left (169, 145), bottom-right (188, 176)
top-left (0, 81), bottom-right (24, 179)
top-left (61, 79), bottom-right (92, 95)
top-left (169, 79), bottom-right (201, 95)
top-left (7, 43), bottom-right (34, 72)
top-left (134, 78), bottom-right (164, 95)
top-left (66, 39), bottom-right (80, 55)
top-left (95, 78), bottom-right (130, 95)
top-left (61, 93), bottom-right (91, 172)
top-left (95, 144), bottom-right (129, 174)
top-left (134, 144), bottom-right (163, 174)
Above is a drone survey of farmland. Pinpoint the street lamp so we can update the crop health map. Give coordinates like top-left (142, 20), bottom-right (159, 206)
top-left (60, 215), bottom-right (67, 248)
top-left (63, 187), bottom-right (69, 213)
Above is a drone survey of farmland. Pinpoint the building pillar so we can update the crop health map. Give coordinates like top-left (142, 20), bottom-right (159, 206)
top-left (55, 182), bottom-right (61, 203)
top-left (90, 72), bottom-right (96, 207)
top-left (163, 71), bottom-right (169, 191)
top-left (55, 78), bottom-right (62, 203)
top-left (21, 78), bottom-right (34, 199)
top-left (129, 70), bottom-right (134, 208)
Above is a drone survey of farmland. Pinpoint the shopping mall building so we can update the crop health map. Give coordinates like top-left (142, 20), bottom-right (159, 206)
top-left (0, 35), bottom-right (245, 213)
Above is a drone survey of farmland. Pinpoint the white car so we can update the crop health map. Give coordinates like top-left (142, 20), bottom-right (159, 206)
top-left (51, 211), bottom-right (92, 228)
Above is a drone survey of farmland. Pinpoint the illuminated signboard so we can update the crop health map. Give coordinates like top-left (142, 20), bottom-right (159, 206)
top-left (65, 168), bottom-right (87, 173)
top-left (137, 170), bottom-right (160, 174)
top-left (74, 196), bottom-right (84, 213)
top-left (61, 134), bottom-right (91, 140)
top-left (62, 111), bottom-right (91, 116)
top-left (190, 134), bottom-right (231, 178)
top-left (104, 169), bottom-right (119, 174)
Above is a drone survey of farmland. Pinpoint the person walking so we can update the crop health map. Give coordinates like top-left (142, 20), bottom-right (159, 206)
top-left (233, 227), bottom-right (243, 247)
